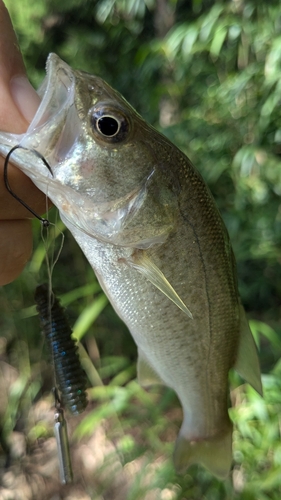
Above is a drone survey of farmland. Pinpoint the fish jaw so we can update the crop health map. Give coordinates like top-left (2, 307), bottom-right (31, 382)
top-left (0, 54), bottom-right (77, 161)
top-left (0, 53), bottom-right (79, 196)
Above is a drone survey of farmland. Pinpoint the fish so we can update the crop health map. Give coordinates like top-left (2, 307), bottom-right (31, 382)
top-left (0, 53), bottom-right (262, 479)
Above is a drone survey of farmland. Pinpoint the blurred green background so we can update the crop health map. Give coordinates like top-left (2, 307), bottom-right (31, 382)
top-left (1, 0), bottom-right (281, 498)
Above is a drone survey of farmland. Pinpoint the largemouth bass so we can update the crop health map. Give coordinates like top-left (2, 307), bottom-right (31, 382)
top-left (0, 54), bottom-right (262, 479)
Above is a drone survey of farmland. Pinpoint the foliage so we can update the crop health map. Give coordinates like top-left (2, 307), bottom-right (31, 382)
top-left (1, 0), bottom-right (281, 498)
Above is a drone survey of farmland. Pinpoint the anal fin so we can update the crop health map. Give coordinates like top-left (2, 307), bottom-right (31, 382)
top-left (234, 304), bottom-right (262, 396)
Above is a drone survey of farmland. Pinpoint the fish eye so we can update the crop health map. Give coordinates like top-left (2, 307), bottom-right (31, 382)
top-left (97, 116), bottom-right (120, 137)
top-left (89, 105), bottom-right (130, 143)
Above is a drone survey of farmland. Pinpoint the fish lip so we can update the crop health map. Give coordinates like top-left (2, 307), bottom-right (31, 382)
top-left (17, 53), bottom-right (76, 155)
top-left (2, 53), bottom-right (79, 194)
top-left (0, 54), bottom-right (78, 196)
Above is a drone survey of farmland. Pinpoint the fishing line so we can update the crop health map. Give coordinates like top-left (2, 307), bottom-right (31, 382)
top-left (35, 186), bottom-right (79, 485)
top-left (40, 209), bottom-right (65, 293)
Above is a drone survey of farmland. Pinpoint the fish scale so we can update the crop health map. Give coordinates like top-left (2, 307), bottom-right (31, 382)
top-left (0, 53), bottom-right (262, 480)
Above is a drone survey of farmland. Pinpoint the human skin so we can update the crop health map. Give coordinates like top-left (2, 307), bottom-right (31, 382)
top-left (0, 0), bottom-right (46, 285)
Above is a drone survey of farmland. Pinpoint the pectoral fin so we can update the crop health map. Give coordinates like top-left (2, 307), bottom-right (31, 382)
top-left (137, 348), bottom-right (164, 387)
top-left (128, 252), bottom-right (193, 319)
top-left (234, 304), bottom-right (262, 396)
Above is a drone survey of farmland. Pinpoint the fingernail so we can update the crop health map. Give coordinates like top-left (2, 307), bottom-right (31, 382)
top-left (10, 75), bottom-right (41, 123)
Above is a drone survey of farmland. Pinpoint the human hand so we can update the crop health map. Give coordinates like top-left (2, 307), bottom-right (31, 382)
top-left (0, 0), bottom-right (47, 285)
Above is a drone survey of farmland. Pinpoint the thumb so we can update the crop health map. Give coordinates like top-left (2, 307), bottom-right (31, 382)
top-left (0, 0), bottom-right (40, 133)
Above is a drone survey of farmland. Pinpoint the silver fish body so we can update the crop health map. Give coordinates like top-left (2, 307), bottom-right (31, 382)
top-left (0, 54), bottom-right (262, 479)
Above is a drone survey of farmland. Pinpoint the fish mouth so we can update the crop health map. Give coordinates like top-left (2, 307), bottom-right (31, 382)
top-left (20, 53), bottom-right (78, 157)
top-left (0, 54), bottom-right (81, 194)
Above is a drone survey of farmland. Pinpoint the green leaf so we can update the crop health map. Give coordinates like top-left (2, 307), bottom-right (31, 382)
top-left (210, 25), bottom-right (227, 57)
top-left (72, 294), bottom-right (108, 340)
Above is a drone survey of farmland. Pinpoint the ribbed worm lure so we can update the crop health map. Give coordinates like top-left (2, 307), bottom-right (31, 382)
top-left (35, 283), bottom-right (88, 415)
top-left (35, 284), bottom-right (88, 484)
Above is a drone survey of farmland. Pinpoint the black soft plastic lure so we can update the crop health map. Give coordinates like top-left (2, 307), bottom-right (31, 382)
top-left (35, 284), bottom-right (88, 415)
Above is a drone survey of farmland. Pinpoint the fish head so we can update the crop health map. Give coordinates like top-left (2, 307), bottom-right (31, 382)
top-left (1, 54), bottom-right (180, 248)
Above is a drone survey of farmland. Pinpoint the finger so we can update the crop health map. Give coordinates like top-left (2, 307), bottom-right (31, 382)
top-left (0, 0), bottom-right (25, 78)
top-left (0, 0), bottom-right (28, 132)
top-left (0, 219), bottom-right (33, 285)
top-left (0, 0), bottom-right (48, 218)
top-left (0, 156), bottom-right (48, 219)
top-left (0, 0), bottom-right (41, 130)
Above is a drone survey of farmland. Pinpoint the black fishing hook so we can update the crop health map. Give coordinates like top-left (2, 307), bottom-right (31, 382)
top-left (53, 386), bottom-right (73, 484)
top-left (4, 144), bottom-right (54, 227)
